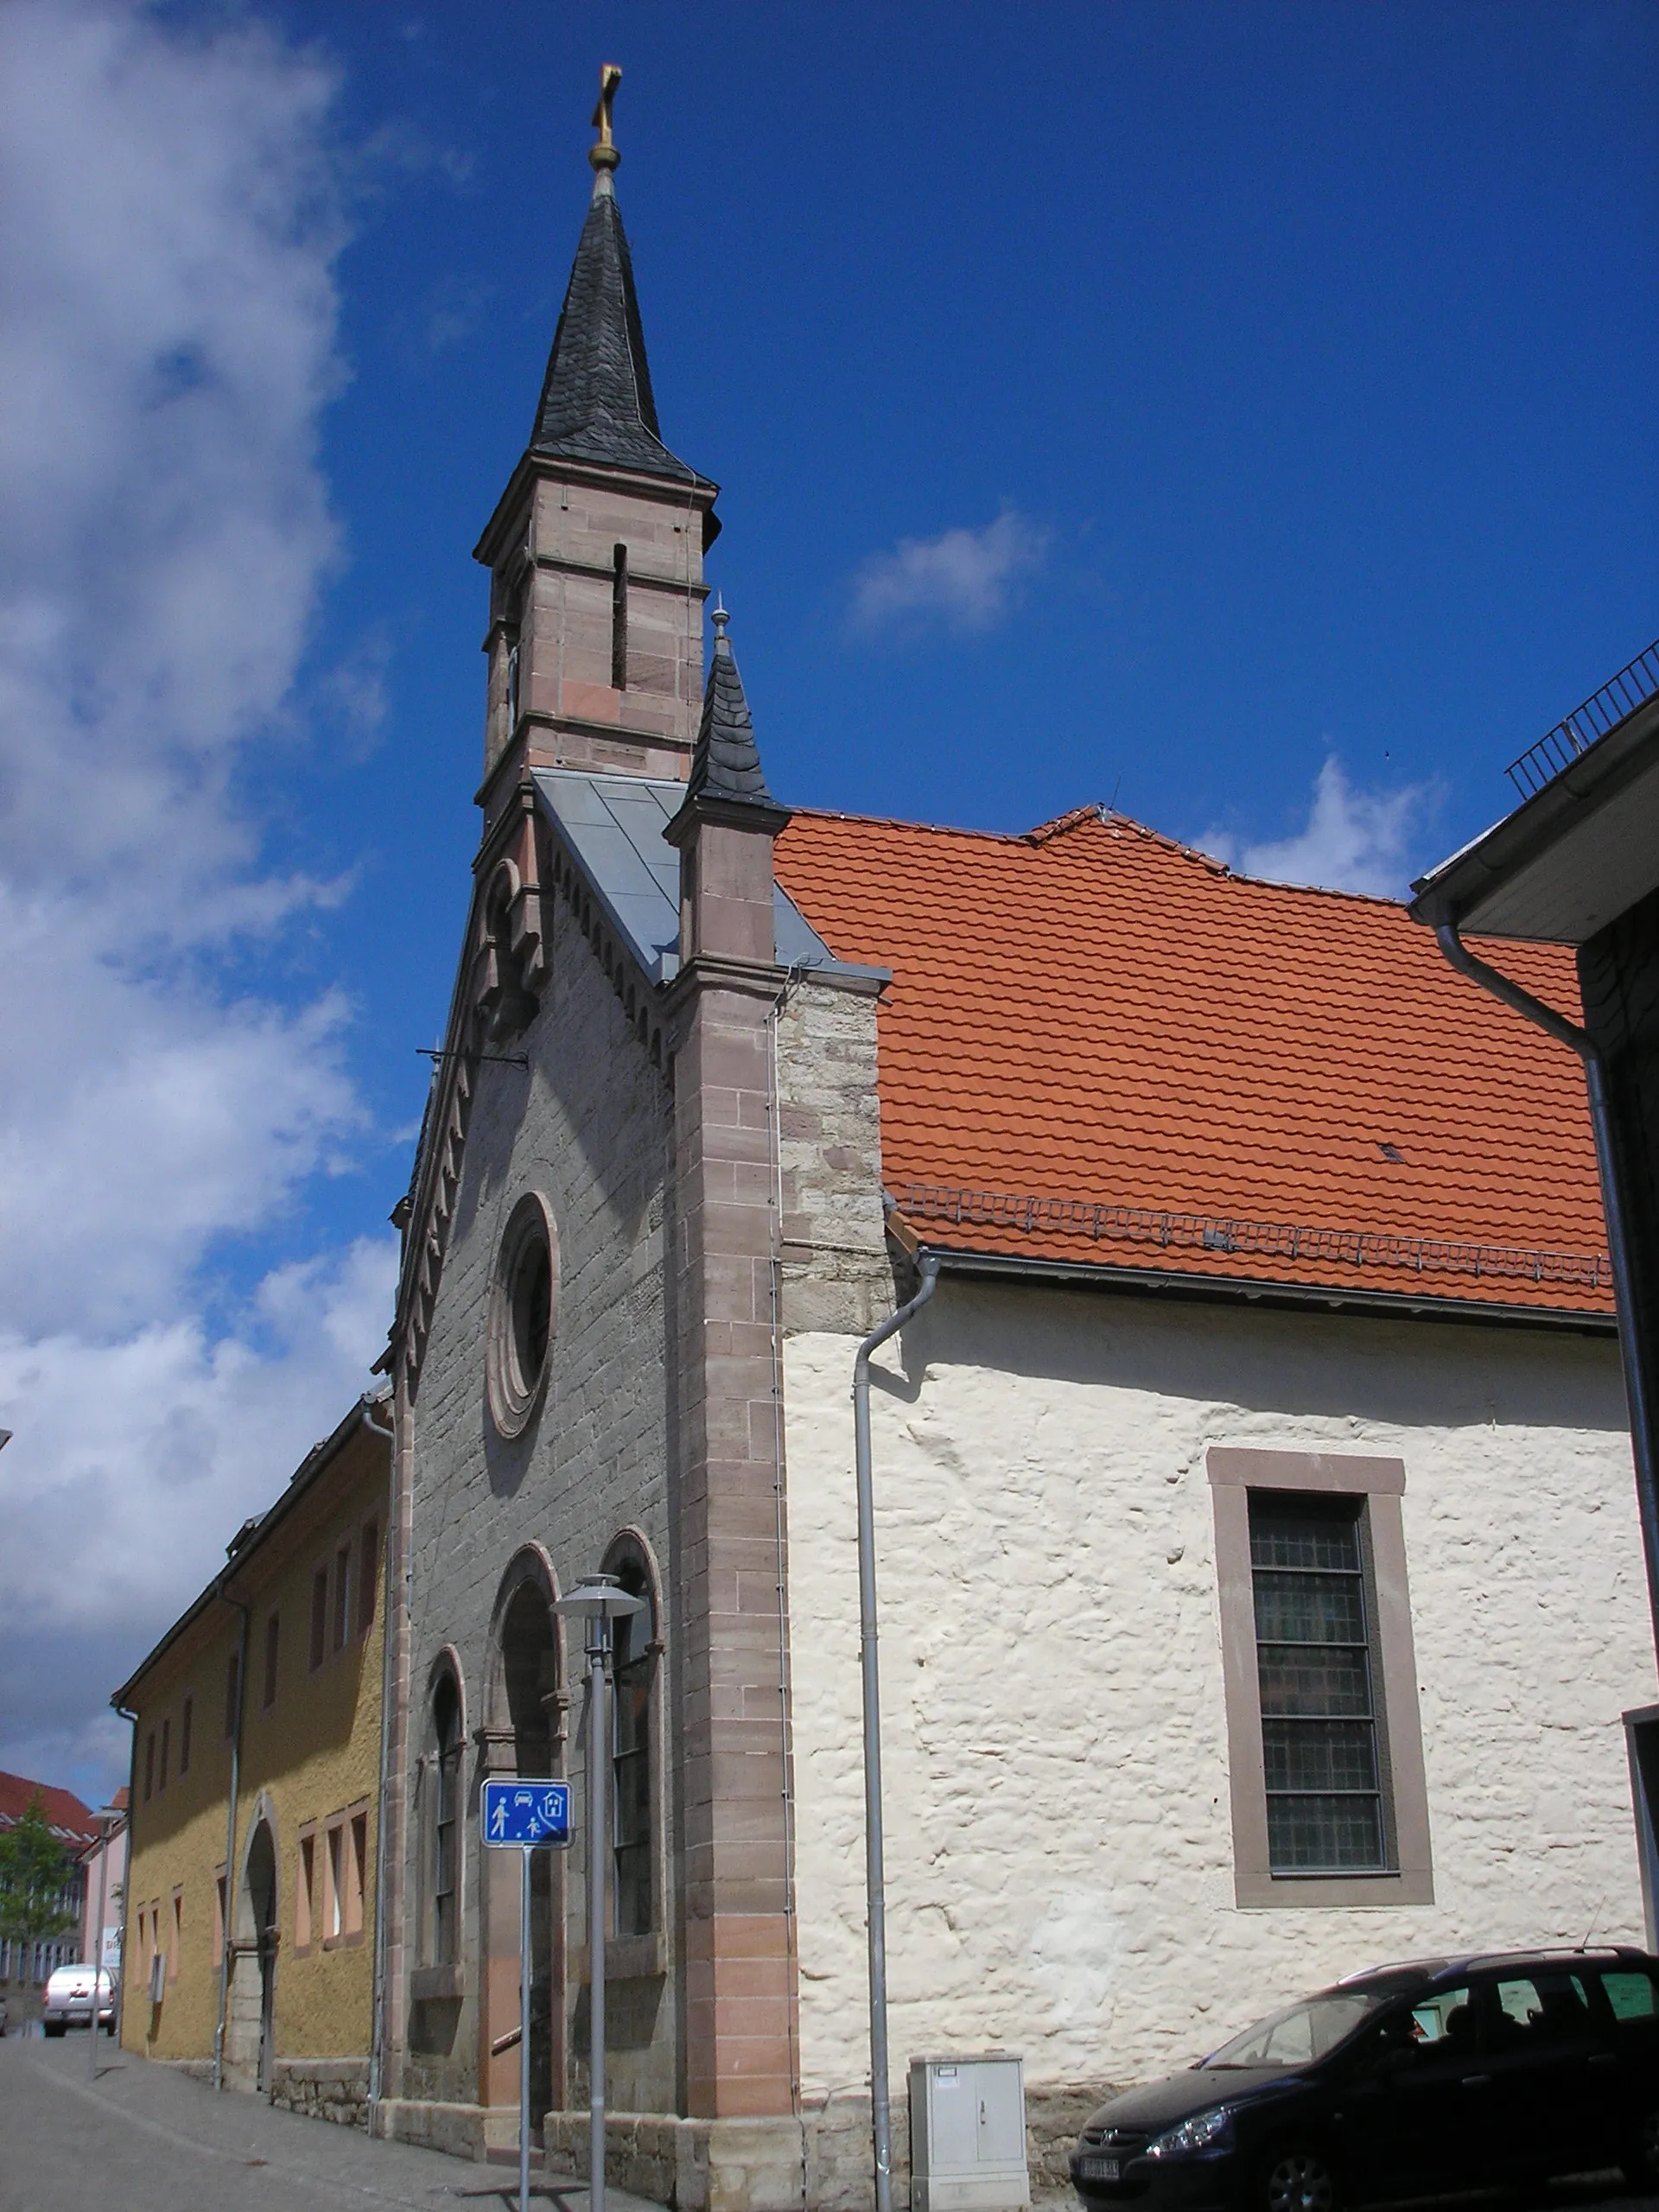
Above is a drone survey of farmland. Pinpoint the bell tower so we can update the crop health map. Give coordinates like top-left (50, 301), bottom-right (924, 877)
top-left (473, 66), bottom-right (719, 830)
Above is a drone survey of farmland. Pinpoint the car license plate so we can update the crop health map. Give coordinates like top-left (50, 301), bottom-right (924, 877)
top-left (1079, 2156), bottom-right (1121, 2181)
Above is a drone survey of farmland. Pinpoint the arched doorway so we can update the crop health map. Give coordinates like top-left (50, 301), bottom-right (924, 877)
top-left (483, 1560), bottom-right (564, 2128)
top-left (226, 1810), bottom-right (278, 2093)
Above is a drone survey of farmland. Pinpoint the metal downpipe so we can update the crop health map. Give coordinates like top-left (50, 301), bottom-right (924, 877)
top-left (214, 1590), bottom-right (251, 2092)
top-left (852, 1251), bottom-right (940, 2212)
top-left (1433, 923), bottom-right (1659, 1662)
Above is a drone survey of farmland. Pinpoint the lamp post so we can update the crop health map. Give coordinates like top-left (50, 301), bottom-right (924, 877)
top-left (553, 1575), bottom-right (644, 2212)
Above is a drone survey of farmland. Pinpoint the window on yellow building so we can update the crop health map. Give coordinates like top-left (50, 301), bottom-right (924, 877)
top-left (347, 1809), bottom-right (367, 1938)
top-left (327, 1820), bottom-right (344, 1944)
top-left (296, 1830), bottom-right (315, 1955)
top-left (213, 1866), bottom-right (226, 1969)
top-left (333, 1543), bottom-right (351, 1653)
top-left (358, 1521), bottom-right (378, 1634)
top-left (168, 1889), bottom-right (182, 1983)
top-left (180, 1694), bottom-right (192, 1777)
top-left (158, 1718), bottom-right (169, 1792)
top-left (263, 1612), bottom-right (280, 1709)
top-left (309, 1567), bottom-right (328, 1671)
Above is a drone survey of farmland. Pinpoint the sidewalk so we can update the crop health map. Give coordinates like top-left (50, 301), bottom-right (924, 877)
top-left (0, 2032), bottom-right (668, 2212)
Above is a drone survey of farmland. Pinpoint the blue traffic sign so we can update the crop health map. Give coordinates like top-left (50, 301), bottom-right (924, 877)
top-left (481, 1778), bottom-right (572, 1848)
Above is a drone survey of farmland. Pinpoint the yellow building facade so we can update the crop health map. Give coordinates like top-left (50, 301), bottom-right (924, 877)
top-left (114, 1395), bottom-right (391, 2123)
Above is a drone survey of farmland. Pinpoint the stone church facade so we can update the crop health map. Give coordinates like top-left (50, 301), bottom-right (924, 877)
top-left (373, 96), bottom-right (1657, 2212)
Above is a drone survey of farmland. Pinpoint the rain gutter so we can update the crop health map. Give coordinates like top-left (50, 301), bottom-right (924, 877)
top-left (1433, 921), bottom-right (1659, 1662)
top-left (910, 1244), bottom-right (1615, 1335)
top-left (851, 1250), bottom-right (940, 2212)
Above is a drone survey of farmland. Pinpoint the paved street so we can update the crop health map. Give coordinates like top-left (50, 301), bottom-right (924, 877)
top-left (1, 2030), bottom-right (1655, 2212)
top-left (0, 2033), bottom-right (664, 2212)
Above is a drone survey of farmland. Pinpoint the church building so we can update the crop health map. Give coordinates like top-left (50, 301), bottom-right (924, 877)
top-left (373, 83), bottom-right (1658, 2212)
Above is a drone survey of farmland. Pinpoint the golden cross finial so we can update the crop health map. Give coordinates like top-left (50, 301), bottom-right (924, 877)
top-left (590, 63), bottom-right (622, 173)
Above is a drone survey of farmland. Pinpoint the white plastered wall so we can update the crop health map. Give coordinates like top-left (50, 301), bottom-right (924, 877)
top-left (782, 1276), bottom-right (1656, 2101)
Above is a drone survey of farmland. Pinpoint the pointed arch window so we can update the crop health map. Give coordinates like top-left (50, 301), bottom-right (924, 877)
top-left (607, 1548), bottom-right (657, 1938)
top-left (430, 1671), bottom-right (461, 1966)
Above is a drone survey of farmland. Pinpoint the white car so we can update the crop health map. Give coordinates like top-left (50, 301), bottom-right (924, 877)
top-left (41, 1965), bottom-right (113, 2035)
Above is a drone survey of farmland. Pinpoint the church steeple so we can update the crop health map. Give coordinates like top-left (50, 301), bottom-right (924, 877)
top-left (472, 65), bottom-right (718, 818)
top-left (528, 98), bottom-right (696, 485)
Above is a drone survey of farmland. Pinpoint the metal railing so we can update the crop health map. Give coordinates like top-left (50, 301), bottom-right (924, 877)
top-left (1505, 639), bottom-right (1659, 800)
top-left (892, 1180), bottom-right (1611, 1295)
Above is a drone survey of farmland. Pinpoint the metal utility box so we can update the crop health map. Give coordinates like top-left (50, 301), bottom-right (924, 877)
top-left (909, 2053), bottom-right (1029, 2212)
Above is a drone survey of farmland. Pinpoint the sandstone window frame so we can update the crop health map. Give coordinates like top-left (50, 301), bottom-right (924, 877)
top-left (1208, 1446), bottom-right (1433, 1909)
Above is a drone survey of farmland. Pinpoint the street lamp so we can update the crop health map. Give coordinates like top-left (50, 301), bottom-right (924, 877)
top-left (553, 1574), bottom-right (644, 2212)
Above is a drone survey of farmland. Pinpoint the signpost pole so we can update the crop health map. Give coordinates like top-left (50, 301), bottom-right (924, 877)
top-left (587, 1611), bottom-right (608, 2212)
top-left (551, 1574), bottom-right (641, 2212)
top-left (520, 1842), bottom-right (533, 2212)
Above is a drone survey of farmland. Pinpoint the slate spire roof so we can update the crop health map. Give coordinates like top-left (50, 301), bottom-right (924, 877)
top-left (529, 165), bottom-right (699, 485)
top-left (685, 604), bottom-right (777, 806)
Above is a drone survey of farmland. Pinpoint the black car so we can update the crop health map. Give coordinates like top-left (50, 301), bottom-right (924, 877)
top-left (1070, 1948), bottom-right (1659, 2212)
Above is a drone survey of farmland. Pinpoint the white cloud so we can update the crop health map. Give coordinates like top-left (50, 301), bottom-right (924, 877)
top-left (0, 3), bottom-right (394, 1798)
top-left (851, 508), bottom-right (1050, 635)
top-left (1200, 758), bottom-right (1440, 899)
top-left (0, 1237), bottom-right (396, 1789)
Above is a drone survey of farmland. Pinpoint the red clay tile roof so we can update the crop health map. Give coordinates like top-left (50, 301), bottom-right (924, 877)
top-left (774, 804), bottom-right (1612, 1316)
top-left (0, 1770), bottom-right (99, 1847)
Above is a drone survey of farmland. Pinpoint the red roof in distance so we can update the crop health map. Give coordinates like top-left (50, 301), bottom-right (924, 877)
top-left (0, 1769), bottom-right (99, 1848)
top-left (776, 804), bottom-right (1611, 1317)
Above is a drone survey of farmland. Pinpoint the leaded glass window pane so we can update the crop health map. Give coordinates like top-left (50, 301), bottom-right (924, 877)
top-left (612, 1578), bottom-right (654, 1938)
top-left (1249, 1494), bottom-right (1386, 1873)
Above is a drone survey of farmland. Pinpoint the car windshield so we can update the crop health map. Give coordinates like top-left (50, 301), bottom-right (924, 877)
top-left (1205, 1992), bottom-right (1391, 2069)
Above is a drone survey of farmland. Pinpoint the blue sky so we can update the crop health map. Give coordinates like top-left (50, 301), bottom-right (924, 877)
top-left (0, 0), bottom-right (1654, 1800)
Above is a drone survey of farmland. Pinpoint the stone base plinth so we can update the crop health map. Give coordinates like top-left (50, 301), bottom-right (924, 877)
top-left (544, 2110), bottom-right (808, 2212)
top-left (270, 2056), bottom-right (371, 2130)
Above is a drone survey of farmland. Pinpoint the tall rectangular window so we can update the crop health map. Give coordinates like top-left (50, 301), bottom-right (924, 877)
top-left (327, 1821), bottom-right (344, 1942)
top-left (296, 1832), bottom-right (315, 1953)
top-left (263, 1612), bottom-right (280, 1709)
top-left (309, 1567), bottom-right (328, 1670)
top-left (611, 543), bottom-right (628, 690)
top-left (333, 1545), bottom-right (352, 1653)
top-left (180, 1695), bottom-right (193, 1777)
top-left (159, 1719), bottom-right (170, 1792)
top-left (358, 1522), bottom-right (378, 1635)
top-left (347, 1810), bottom-right (367, 1937)
top-left (1249, 1492), bottom-right (1386, 1873)
top-left (169, 1889), bottom-right (182, 1983)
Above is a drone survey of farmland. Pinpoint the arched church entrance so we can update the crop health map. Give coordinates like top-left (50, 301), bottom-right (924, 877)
top-left (483, 1559), bottom-right (565, 2130)
top-left (226, 1809), bottom-right (278, 2093)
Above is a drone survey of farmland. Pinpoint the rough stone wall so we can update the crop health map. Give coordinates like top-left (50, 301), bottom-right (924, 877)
top-left (783, 1275), bottom-right (1651, 2120)
top-left (397, 882), bottom-right (677, 2117)
top-left (774, 979), bottom-right (891, 1341)
top-left (270, 2056), bottom-right (371, 2129)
